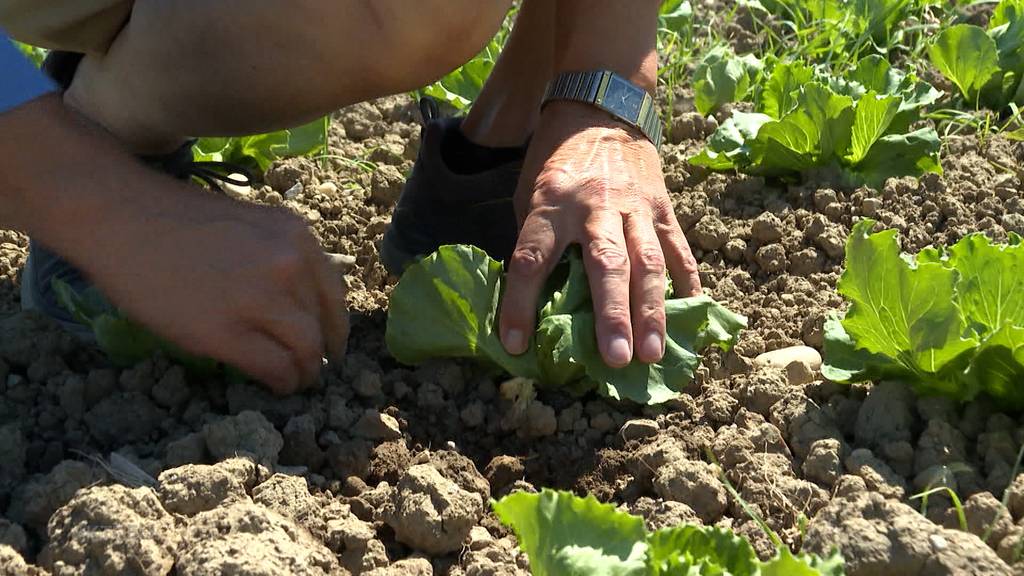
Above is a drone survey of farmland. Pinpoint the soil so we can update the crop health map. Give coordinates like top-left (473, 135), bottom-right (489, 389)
top-left (3, 84), bottom-right (1024, 575)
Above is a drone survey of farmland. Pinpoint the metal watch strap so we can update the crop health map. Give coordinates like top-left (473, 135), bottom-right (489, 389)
top-left (543, 70), bottom-right (663, 149)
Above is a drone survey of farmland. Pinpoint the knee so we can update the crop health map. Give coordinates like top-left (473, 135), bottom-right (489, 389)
top-left (364, 0), bottom-right (513, 92)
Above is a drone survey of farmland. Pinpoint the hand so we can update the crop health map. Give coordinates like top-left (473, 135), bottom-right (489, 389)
top-left (1, 96), bottom-right (348, 395)
top-left (499, 101), bottom-right (701, 368)
top-left (82, 187), bottom-right (349, 394)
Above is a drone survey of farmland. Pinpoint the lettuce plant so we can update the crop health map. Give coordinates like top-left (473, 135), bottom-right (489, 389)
top-left (692, 46), bottom-right (763, 116)
top-left (823, 220), bottom-right (1024, 407)
top-left (929, 0), bottom-right (1024, 110)
top-left (493, 489), bottom-right (844, 575)
top-left (690, 57), bottom-right (942, 188)
top-left (385, 246), bottom-right (746, 404)
top-left (192, 116), bottom-right (329, 173)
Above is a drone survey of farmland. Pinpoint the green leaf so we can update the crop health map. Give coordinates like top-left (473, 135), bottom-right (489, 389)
top-left (646, 525), bottom-right (759, 574)
top-left (386, 246), bottom-right (745, 405)
top-left (966, 324), bottom-right (1024, 409)
top-left (821, 315), bottom-right (909, 383)
top-left (581, 296), bottom-right (746, 404)
top-left (385, 245), bottom-right (540, 379)
top-left (837, 220), bottom-right (977, 389)
top-left (850, 127), bottom-right (942, 188)
top-left (947, 233), bottom-right (1024, 332)
top-left (750, 83), bottom-right (855, 174)
top-left (493, 490), bottom-right (648, 576)
top-left (693, 47), bottom-right (762, 115)
top-left (846, 91), bottom-right (901, 164)
top-left (760, 62), bottom-right (815, 119)
top-left (191, 118), bottom-right (327, 173)
top-left (659, 0), bottom-right (694, 36)
top-left (762, 548), bottom-right (846, 576)
top-left (929, 24), bottom-right (1001, 104)
top-left (689, 112), bottom-right (773, 169)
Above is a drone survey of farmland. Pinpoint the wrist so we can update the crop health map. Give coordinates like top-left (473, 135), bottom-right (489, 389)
top-left (540, 101), bottom-right (655, 150)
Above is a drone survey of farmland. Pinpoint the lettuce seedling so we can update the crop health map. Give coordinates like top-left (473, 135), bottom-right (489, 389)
top-left (493, 489), bottom-right (844, 575)
top-left (691, 57), bottom-right (942, 188)
top-left (929, 0), bottom-right (1024, 110)
top-left (385, 246), bottom-right (746, 405)
top-left (823, 220), bottom-right (1024, 408)
top-left (692, 46), bottom-right (763, 116)
top-left (192, 116), bottom-right (329, 173)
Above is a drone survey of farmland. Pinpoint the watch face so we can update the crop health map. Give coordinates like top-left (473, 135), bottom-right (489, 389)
top-left (602, 75), bottom-right (644, 122)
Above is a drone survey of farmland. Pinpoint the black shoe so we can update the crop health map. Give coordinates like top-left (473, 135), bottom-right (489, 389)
top-left (21, 52), bottom-right (253, 337)
top-left (380, 98), bottom-right (526, 275)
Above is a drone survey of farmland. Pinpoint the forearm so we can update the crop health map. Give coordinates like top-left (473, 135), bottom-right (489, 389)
top-left (554, 0), bottom-right (660, 91)
top-left (0, 96), bottom-right (184, 258)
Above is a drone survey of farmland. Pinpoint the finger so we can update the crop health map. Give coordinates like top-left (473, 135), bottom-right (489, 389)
top-left (258, 307), bottom-right (324, 390)
top-left (218, 329), bottom-right (303, 395)
top-left (656, 206), bottom-right (702, 297)
top-left (624, 212), bottom-right (667, 364)
top-left (499, 210), bottom-right (561, 355)
top-left (315, 252), bottom-right (351, 366)
top-left (582, 210), bottom-right (633, 368)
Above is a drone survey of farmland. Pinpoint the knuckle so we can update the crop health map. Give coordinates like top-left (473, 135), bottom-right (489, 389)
top-left (639, 303), bottom-right (667, 325)
top-left (634, 246), bottom-right (667, 276)
top-left (509, 246), bottom-right (548, 278)
top-left (588, 242), bottom-right (629, 276)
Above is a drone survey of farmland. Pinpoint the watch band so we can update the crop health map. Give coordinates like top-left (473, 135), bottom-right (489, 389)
top-left (543, 70), bottom-right (663, 149)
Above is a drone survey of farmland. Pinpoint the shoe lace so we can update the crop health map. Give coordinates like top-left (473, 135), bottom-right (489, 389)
top-left (143, 140), bottom-right (256, 192)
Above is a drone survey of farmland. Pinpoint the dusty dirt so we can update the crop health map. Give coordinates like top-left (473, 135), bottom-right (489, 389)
top-left (3, 88), bottom-right (1024, 575)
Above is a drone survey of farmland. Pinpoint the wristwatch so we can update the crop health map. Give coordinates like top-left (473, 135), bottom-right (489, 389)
top-left (543, 70), bottom-right (663, 149)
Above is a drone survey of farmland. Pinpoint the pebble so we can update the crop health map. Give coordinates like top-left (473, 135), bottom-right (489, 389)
top-left (353, 410), bottom-right (402, 441)
top-left (753, 345), bottom-right (822, 371)
top-left (619, 419), bottom-right (660, 442)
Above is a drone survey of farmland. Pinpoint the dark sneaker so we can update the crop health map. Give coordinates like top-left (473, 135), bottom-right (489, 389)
top-left (380, 98), bottom-right (526, 275)
top-left (21, 51), bottom-right (252, 337)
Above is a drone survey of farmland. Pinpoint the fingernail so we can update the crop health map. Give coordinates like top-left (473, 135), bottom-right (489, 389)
top-left (640, 332), bottom-right (664, 361)
top-left (503, 329), bottom-right (526, 355)
top-left (606, 336), bottom-right (632, 367)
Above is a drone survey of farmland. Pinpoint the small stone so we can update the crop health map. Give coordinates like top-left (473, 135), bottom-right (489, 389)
top-left (468, 526), bottom-right (494, 551)
top-left (785, 360), bottom-right (816, 386)
top-left (370, 165), bottom-right (405, 205)
top-left (620, 419), bottom-right (660, 442)
top-left (353, 370), bottom-right (383, 398)
top-left (803, 438), bottom-right (843, 486)
top-left (752, 346), bottom-right (822, 370)
top-left (354, 410), bottom-right (402, 441)
top-left (751, 212), bottom-right (784, 244)
top-left (284, 182), bottom-right (303, 199)
top-left (152, 366), bottom-right (190, 409)
top-left (203, 410), bottom-right (283, 466)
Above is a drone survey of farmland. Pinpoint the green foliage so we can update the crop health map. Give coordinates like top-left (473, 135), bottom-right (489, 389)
top-left (385, 245), bottom-right (746, 405)
top-left (691, 57), bottom-right (942, 187)
top-left (192, 116), bottom-right (329, 173)
top-left (659, 0), bottom-right (694, 39)
top-left (52, 279), bottom-right (243, 380)
top-left (823, 220), bottom-right (1024, 408)
top-left (493, 489), bottom-right (844, 575)
top-left (420, 34), bottom-right (503, 111)
top-left (929, 0), bottom-right (1024, 110)
top-left (692, 46), bottom-right (763, 115)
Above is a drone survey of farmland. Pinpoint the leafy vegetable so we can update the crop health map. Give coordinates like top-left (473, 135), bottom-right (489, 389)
top-left (691, 57), bottom-right (942, 187)
top-left (385, 246), bottom-right (745, 405)
top-left (13, 41), bottom-right (46, 66)
top-left (659, 0), bottom-right (694, 38)
top-left (823, 220), bottom-right (1024, 408)
top-left (192, 116), bottom-right (329, 173)
top-left (928, 0), bottom-right (1024, 109)
top-left (52, 279), bottom-right (242, 380)
top-left (692, 47), bottom-right (763, 115)
top-left (493, 489), bottom-right (844, 576)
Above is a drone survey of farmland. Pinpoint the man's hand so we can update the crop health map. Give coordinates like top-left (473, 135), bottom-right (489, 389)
top-left (2, 96), bottom-right (348, 395)
top-left (87, 191), bottom-right (350, 395)
top-left (499, 101), bottom-right (701, 368)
